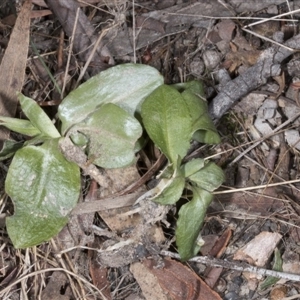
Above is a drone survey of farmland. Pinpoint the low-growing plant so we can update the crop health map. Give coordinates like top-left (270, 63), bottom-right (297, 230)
top-left (0, 63), bottom-right (224, 260)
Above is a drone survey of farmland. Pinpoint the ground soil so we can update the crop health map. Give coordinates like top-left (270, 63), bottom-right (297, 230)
top-left (1, 1), bottom-right (300, 299)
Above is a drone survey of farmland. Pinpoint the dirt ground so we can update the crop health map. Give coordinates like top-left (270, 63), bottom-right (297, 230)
top-left (1, 0), bottom-right (300, 299)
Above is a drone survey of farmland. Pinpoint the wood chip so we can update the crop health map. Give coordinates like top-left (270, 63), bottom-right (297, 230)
top-left (233, 231), bottom-right (282, 267)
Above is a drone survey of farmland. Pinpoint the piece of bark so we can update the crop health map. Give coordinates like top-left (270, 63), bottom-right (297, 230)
top-left (208, 34), bottom-right (300, 120)
top-left (140, 258), bottom-right (223, 300)
top-left (0, 0), bottom-right (31, 147)
top-left (44, 0), bottom-right (114, 73)
top-left (71, 191), bottom-right (143, 215)
top-left (204, 228), bottom-right (232, 288)
top-left (233, 232), bottom-right (282, 267)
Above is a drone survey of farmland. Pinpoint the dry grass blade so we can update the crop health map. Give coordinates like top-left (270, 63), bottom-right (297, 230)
top-left (0, 267), bottom-right (109, 300)
top-left (0, 0), bottom-right (31, 146)
top-left (162, 251), bottom-right (300, 282)
top-left (214, 179), bottom-right (300, 195)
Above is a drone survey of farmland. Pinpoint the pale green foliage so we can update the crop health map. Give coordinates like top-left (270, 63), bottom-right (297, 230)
top-left (176, 187), bottom-right (213, 260)
top-left (2, 64), bottom-right (162, 248)
top-left (141, 85), bottom-right (192, 165)
top-left (141, 81), bottom-right (224, 260)
top-left (5, 139), bottom-right (80, 248)
top-left (18, 93), bottom-right (61, 138)
top-left (58, 63), bottom-right (164, 134)
top-left (1, 64), bottom-right (224, 256)
top-left (70, 103), bottom-right (143, 168)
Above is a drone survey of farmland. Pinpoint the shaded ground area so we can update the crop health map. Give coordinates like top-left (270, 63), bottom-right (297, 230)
top-left (1, 0), bottom-right (300, 299)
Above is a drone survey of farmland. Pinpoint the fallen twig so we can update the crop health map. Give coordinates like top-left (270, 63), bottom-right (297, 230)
top-left (229, 111), bottom-right (300, 165)
top-left (161, 250), bottom-right (300, 282)
top-left (208, 34), bottom-right (300, 120)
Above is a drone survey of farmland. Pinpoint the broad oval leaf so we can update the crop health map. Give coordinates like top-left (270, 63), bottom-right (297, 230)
top-left (183, 159), bottom-right (225, 192)
top-left (58, 64), bottom-right (164, 134)
top-left (71, 103), bottom-right (143, 168)
top-left (5, 139), bottom-right (80, 248)
top-left (181, 158), bottom-right (205, 178)
top-left (0, 116), bottom-right (41, 137)
top-left (182, 89), bottom-right (221, 144)
top-left (176, 187), bottom-right (213, 261)
top-left (172, 80), bottom-right (205, 96)
top-left (141, 85), bottom-right (192, 164)
top-left (18, 93), bottom-right (61, 138)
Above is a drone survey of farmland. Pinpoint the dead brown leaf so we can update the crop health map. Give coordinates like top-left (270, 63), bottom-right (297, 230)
top-left (45, 0), bottom-right (114, 74)
top-left (31, 9), bottom-right (52, 18)
top-left (0, 0), bottom-right (31, 146)
top-left (130, 261), bottom-right (171, 300)
top-left (41, 271), bottom-right (72, 300)
top-left (213, 187), bottom-right (284, 216)
top-left (89, 240), bottom-right (112, 300)
top-left (216, 20), bottom-right (236, 42)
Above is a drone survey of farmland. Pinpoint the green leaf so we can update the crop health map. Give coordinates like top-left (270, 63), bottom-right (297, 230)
top-left (58, 63), bottom-right (163, 134)
top-left (71, 103), bottom-right (143, 168)
top-left (152, 175), bottom-right (185, 205)
top-left (0, 116), bottom-right (41, 137)
top-left (136, 162), bottom-right (185, 205)
top-left (182, 158), bottom-right (224, 192)
top-left (141, 85), bottom-right (192, 164)
top-left (70, 131), bottom-right (88, 147)
top-left (151, 161), bottom-right (185, 205)
top-left (24, 135), bottom-right (55, 146)
top-left (172, 80), bottom-right (205, 97)
top-left (5, 139), bottom-right (80, 248)
top-left (181, 158), bottom-right (205, 178)
top-left (260, 248), bottom-right (283, 290)
top-left (176, 186), bottom-right (213, 261)
top-left (0, 140), bottom-right (23, 161)
top-left (18, 93), bottom-right (61, 138)
top-left (182, 90), bottom-right (220, 144)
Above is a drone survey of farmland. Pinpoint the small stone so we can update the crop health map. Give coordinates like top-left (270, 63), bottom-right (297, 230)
top-left (202, 49), bottom-right (221, 70)
top-left (190, 57), bottom-right (205, 77)
top-left (224, 291), bottom-right (240, 300)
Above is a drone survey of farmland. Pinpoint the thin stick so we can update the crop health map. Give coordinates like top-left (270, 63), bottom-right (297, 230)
top-left (0, 267), bottom-right (108, 300)
top-left (62, 7), bottom-right (80, 96)
top-left (214, 178), bottom-right (300, 195)
top-left (76, 23), bottom-right (118, 85)
top-left (243, 8), bottom-right (300, 28)
top-left (229, 111), bottom-right (300, 166)
top-left (242, 27), bottom-right (295, 51)
top-left (132, 0), bottom-right (136, 63)
top-left (50, 239), bottom-right (82, 299)
top-left (161, 250), bottom-right (300, 282)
